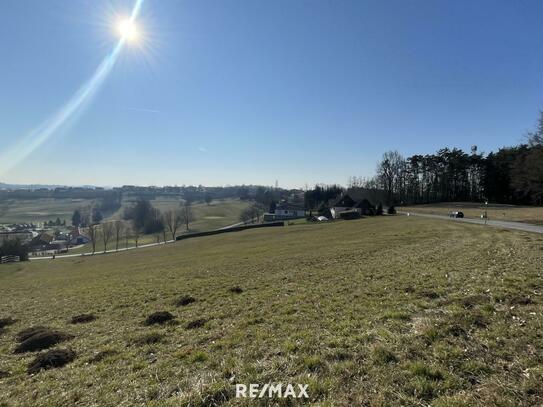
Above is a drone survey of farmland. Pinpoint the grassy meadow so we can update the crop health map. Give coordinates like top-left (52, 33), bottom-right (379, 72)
top-left (0, 197), bottom-right (248, 229)
top-left (402, 202), bottom-right (543, 225)
top-left (63, 198), bottom-right (251, 254)
top-left (0, 198), bottom-right (96, 224)
top-left (1, 216), bottom-right (543, 405)
top-left (0, 197), bottom-right (249, 256)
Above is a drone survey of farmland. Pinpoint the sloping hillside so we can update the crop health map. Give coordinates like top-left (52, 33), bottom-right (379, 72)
top-left (1, 217), bottom-right (542, 405)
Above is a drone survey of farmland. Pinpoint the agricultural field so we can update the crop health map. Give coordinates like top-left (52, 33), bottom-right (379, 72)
top-left (61, 198), bottom-right (252, 255)
top-left (141, 198), bottom-right (251, 232)
top-left (1, 197), bottom-right (249, 256)
top-left (1, 216), bottom-right (542, 405)
top-left (0, 196), bottom-right (249, 229)
top-left (0, 198), bottom-right (95, 225)
top-left (402, 202), bottom-right (543, 225)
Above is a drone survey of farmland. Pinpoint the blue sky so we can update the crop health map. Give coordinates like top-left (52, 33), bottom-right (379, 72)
top-left (1, 0), bottom-right (542, 188)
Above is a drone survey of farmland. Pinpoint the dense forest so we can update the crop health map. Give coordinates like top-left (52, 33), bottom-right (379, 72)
top-left (369, 113), bottom-right (543, 206)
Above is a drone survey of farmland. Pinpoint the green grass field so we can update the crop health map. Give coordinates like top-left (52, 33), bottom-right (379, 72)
top-left (402, 202), bottom-right (543, 225)
top-left (0, 198), bottom-right (96, 224)
top-left (62, 199), bottom-right (251, 255)
top-left (1, 197), bottom-right (249, 229)
top-left (0, 197), bottom-right (249, 256)
top-left (1, 217), bottom-right (542, 405)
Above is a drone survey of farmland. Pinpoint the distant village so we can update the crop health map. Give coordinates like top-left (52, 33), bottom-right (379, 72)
top-left (0, 222), bottom-right (90, 257)
top-left (0, 182), bottom-right (393, 263)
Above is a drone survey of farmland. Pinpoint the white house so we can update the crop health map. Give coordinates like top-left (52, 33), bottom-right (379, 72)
top-left (263, 202), bottom-right (306, 221)
top-left (274, 203), bottom-right (305, 218)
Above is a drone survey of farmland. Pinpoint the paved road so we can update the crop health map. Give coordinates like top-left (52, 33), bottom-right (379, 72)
top-left (401, 211), bottom-right (543, 235)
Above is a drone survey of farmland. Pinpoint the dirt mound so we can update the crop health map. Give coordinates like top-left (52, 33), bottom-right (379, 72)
top-left (133, 332), bottom-right (163, 345)
top-left (510, 295), bottom-right (534, 305)
top-left (15, 327), bottom-right (73, 353)
top-left (16, 326), bottom-right (49, 342)
top-left (229, 286), bottom-right (243, 294)
top-left (0, 317), bottom-right (17, 329)
top-left (145, 312), bottom-right (175, 325)
top-left (27, 349), bottom-right (76, 374)
top-left (175, 295), bottom-right (196, 307)
top-left (186, 318), bottom-right (207, 329)
top-left (70, 314), bottom-right (96, 324)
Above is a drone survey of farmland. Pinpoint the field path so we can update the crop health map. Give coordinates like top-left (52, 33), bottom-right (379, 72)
top-left (30, 220), bottom-right (248, 261)
top-left (30, 240), bottom-right (175, 261)
top-left (401, 211), bottom-right (543, 234)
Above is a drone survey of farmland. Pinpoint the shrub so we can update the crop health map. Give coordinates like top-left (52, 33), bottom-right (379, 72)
top-left (0, 239), bottom-right (29, 261)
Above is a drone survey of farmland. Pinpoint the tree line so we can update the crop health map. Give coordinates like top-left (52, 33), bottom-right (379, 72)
top-left (371, 114), bottom-right (543, 205)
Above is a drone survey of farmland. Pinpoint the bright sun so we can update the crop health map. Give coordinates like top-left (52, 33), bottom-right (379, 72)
top-left (117, 19), bottom-right (139, 42)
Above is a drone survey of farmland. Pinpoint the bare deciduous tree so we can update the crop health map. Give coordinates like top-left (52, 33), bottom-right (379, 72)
top-left (376, 150), bottom-right (404, 205)
top-left (101, 221), bottom-right (115, 253)
top-left (131, 220), bottom-right (141, 248)
top-left (87, 224), bottom-right (98, 254)
top-left (239, 203), bottom-right (265, 224)
top-left (124, 223), bottom-right (132, 249)
top-left (163, 209), bottom-right (183, 240)
top-left (114, 220), bottom-right (124, 251)
top-left (181, 201), bottom-right (194, 231)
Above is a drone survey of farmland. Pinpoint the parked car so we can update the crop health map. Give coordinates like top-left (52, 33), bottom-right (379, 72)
top-left (449, 211), bottom-right (464, 218)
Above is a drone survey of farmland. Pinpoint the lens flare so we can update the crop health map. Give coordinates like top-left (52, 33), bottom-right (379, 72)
top-left (0, 0), bottom-right (145, 177)
top-left (118, 19), bottom-right (139, 42)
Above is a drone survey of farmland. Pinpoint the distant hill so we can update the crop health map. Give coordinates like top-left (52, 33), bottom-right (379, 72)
top-left (0, 182), bottom-right (97, 190)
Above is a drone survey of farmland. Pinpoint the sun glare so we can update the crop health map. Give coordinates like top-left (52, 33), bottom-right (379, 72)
top-left (117, 19), bottom-right (139, 42)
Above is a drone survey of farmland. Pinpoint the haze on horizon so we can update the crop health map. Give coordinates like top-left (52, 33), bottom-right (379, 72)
top-left (1, 0), bottom-right (543, 189)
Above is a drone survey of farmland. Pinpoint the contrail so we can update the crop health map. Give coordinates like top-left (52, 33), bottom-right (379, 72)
top-left (0, 0), bottom-right (145, 176)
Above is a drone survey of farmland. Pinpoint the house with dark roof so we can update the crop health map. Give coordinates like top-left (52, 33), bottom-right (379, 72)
top-left (331, 189), bottom-right (385, 219)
